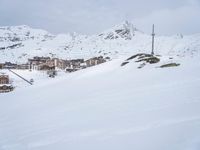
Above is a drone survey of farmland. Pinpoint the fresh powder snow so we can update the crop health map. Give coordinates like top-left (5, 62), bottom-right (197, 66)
top-left (0, 22), bottom-right (200, 150)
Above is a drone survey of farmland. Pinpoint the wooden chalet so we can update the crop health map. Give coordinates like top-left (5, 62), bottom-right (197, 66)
top-left (0, 74), bottom-right (13, 93)
top-left (0, 75), bottom-right (9, 84)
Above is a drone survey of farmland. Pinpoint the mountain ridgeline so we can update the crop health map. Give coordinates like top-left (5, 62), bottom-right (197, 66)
top-left (0, 21), bottom-right (199, 63)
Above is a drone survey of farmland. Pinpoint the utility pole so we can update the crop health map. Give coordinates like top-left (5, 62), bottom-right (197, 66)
top-left (151, 24), bottom-right (155, 55)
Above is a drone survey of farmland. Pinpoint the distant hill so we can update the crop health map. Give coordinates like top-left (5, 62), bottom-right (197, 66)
top-left (0, 21), bottom-right (200, 63)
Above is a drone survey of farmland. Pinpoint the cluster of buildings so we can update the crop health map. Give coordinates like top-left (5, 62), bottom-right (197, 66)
top-left (28, 56), bottom-right (108, 72)
top-left (0, 56), bottom-right (109, 92)
top-left (0, 56), bottom-right (109, 72)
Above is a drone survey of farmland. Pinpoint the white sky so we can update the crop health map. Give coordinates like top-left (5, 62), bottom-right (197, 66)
top-left (0, 0), bottom-right (200, 35)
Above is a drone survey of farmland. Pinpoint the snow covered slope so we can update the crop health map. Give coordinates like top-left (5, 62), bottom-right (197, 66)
top-left (0, 21), bottom-right (200, 150)
top-left (0, 56), bottom-right (200, 150)
top-left (0, 21), bottom-right (200, 63)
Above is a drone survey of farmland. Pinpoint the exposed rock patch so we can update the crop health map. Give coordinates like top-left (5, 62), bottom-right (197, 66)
top-left (160, 63), bottom-right (180, 68)
top-left (121, 61), bottom-right (129, 66)
top-left (122, 53), bottom-right (160, 68)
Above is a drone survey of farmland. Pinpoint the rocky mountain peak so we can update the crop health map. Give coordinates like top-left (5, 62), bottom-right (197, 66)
top-left (99, 21), bottom-right (139, 40)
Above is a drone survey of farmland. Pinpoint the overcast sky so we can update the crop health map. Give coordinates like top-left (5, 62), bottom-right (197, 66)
top-left (0, 0), bottom-right (200, 35)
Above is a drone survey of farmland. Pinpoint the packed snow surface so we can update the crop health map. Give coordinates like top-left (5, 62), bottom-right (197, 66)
top-left (0, 55), bottom-right (200, 150)
top-left (0, 22), bottom-right (200, 149)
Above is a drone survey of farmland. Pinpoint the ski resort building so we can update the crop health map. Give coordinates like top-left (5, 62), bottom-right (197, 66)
top-left (3, 62), bottom-right (17, 69)
top-left (0, 63), bottom-right (3, 69)
top-left (38, 64), bottom-right (55, 71)
top-left (27, 56), bottom-right (107, 72)
top-left (65, 59), bottom-right (85, 72)
top-left (28, 57), bottom-right (69, 71)
top-left (0, 74), bottom-right (13, 93)
top-left (28, 56), bottom-right (51, 70)
top-left (47, 58), bottom-right (68, 70)
top-left (85, 56), bottom-right (106, 67)
top-left (17, 64), bottom-right (30, 70)
top-left (0, 75), bottom-right (9, 84)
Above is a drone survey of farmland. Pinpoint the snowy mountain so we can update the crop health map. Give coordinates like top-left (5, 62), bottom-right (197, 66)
top-left (99, 21), bottom-right (138, 40)
top-left (0, 21), bottom-right (200, 63)
top-left (0, 21), bottom-right (200, 150)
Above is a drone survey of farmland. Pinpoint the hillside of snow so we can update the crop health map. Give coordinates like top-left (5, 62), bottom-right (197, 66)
top-left (0, 21), bottom-right (200, 63)
top-left (0, 21), bottom-right (200, 150)
top-left (0, 55), bottom-right (200, 150)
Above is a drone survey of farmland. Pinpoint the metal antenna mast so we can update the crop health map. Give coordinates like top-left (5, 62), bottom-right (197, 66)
top-left (151, 24), bottom-right (155, 55)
